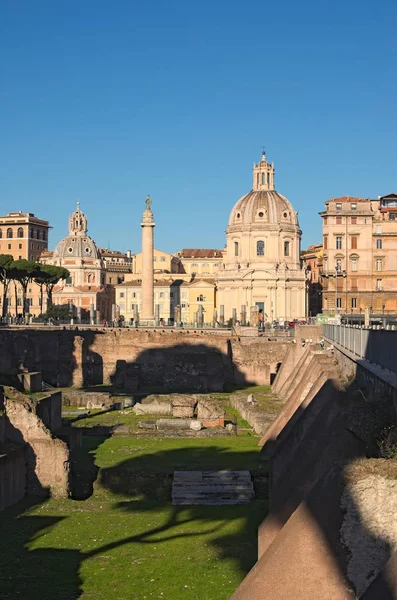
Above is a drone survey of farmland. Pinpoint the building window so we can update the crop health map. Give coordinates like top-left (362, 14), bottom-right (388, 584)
top-left (284, 241), bottom-right (290, 256)
top-left (390, 213), bottom-right (397, 221)
top-left (323, 216), bottom-right (327, 225)
top-left (109, 277), bottom-right (112, 283)
top-left (323, 236), bottom-right (328, 250)
top-left (65, 276), bottom-right (72, 285)
top-left (376, 259), bottom-right (382, 271)
top-left (351, 298), bottom-right (357, 308)
top-left (133, 292), bottom-right (136, 298)
top-left (8, 244), bottom-right (11, 250)
top-left (351, 203), bottom-right (357, 210)
top-left (336, 297), bottom-right (342, 308)
top-left (17, 227), bottom-right (23, 238)
top-left (160, 257), bottom-right (166, 262)
top-left (7, 228), bottom-right (13, 239)
top-left (0, 229), bottom-right (2, 238)
top-left (376, 225), bottom-right (382, 234)
top-left (376, 238), bottom-right (382, 249)
top-left (351, 258), bottom-right (358, 272)
top-left (256, 240), bottom-right (264, 256)
top-left (336, 203), bottom-right (342, 210)
top-left (159, 292), bottom-right (165, 298)
top-left (18, 243), bottom-right (22, 250)
top-left (234, 242), bottom-right (239, 256)
top-left (336, 216), bottom-right (342, 225)
top-left (197, 294), bottom-right (206, 302)
top-left (336, 258), bottom-right (342, 272)
top-left (336, 236), bottom-right (342, 250)
top-left (261, 173), bottom-right (265, 185)
top-left (377, 279), bottom-right (382, 290)
top-left (120, 292), bottom-right (125, 298)
top-left (351, 277), bottom-right (358, 290)
top-left (351, 237), bottom-right (357, 250)
top-left (170, 292), bottom-right (174, 298)
top-left (351, 216), bottom-right (357, 225)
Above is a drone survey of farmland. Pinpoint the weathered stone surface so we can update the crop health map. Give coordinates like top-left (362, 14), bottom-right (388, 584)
top-left (230, 395), bottom-right (273, 436)
top-left (0, 328), bottom-right (289, 390)
top-left (171, 396), bottom-right (197, 418)
top-left (138, 420), bottom-right (157, 430)
top-left (156, 418), bottom-right (192, 431)
top-left (197, 399), bottom-right (225, 428)
top-left (190, 420), bottom-right (202, 431)
top-left (341, 474), bottom-right (397, 597)
top-left (63, 390), bottom-right (113, 409)
top-left (172, 470), bottom-right (254, 505)
top-left (17, 371), bottom-right (42, 393)
top-left (132, 399), bottom-right (172, 416)
top-left (3, 387), bottom-right (70, 498)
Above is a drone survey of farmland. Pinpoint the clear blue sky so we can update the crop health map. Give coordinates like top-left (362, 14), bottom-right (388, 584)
top-left (1, 0), bottom-right (397, 254)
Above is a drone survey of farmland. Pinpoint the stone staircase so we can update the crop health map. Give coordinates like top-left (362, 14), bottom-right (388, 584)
top-left (172, 470), bottom-right (254, 505)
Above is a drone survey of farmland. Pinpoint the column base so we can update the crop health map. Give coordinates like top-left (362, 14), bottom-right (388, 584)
top-left (139, 318), bottom-right (156, 327)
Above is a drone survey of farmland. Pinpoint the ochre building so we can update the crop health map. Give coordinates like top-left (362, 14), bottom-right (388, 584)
top-left (321, 194), bottom-right (397, 315)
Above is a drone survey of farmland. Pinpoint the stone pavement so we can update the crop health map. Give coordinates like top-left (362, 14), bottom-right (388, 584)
top-left (172, 470), bottom-right (254, 505)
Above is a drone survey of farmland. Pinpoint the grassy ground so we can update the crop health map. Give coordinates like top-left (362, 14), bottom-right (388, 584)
top-left (0, 435), bottom-right (267, 600)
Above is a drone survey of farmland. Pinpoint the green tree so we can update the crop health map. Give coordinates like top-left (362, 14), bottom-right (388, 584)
top-left (0, 254), bottom-right (15, 318)
top-left (40, 265), bottom-right (70, 306)
top-left (10, 260), bottom-right (41, 318)
top-left (45, 303), bottom-right (72, 321)
top-left (33, 264), bottom-right (51, 315)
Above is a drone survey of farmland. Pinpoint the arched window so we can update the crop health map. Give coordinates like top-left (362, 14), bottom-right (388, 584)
top-left (268, 173), bottom-right (271, 185)
top-left (284, 241), bottom-right (290, 257)
top-left (7, 228), bottom-right (13, 239)
top-left (17, 227), bottom-right (23, 238)
top-left (234, 241), bottom-right (239, 256)
top-left (257, 240), bottom-right (265, 256)
top-left (261, 173), bottom-right (265, 185)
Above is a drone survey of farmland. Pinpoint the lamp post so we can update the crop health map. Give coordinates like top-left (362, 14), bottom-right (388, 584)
top-left (382, 304), bottom-right (386, 328)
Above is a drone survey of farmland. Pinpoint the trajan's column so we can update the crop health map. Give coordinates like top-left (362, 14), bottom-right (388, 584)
top-left (140, 195), bottom-right (155, 324)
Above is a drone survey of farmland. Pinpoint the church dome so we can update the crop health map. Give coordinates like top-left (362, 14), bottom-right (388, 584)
top-left (227, 152), bottom-right (299, 230)
top-left (53, 203), bottom-right (101, 260)
top-left (228, 189), bottom-right (298, 228)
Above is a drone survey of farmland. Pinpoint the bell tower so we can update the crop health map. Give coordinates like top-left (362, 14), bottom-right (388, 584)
top-left (253, 151), bottom-right (275, 191)
top-left (69, 201), bottom-right (88, 236)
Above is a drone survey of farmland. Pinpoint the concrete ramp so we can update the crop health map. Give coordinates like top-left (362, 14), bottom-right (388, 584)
top-left (172, 470), bottom-right (254, 505)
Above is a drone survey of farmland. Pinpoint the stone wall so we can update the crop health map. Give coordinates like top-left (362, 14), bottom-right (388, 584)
top-left (4, 387), bottom-right (70, 498)
top-left (0, 329), bottom-right (289, 392)
top-left (36, 392), bottom-right (62, 432)
top-left (0, 445), bottom-right (26, 512)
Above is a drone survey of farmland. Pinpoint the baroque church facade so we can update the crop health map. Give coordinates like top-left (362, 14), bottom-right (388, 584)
top-left (216, 153), bottom-right (307, 323)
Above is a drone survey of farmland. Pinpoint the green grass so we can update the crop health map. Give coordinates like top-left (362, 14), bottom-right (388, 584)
top-left (0, 435), bottom-right (267, 600)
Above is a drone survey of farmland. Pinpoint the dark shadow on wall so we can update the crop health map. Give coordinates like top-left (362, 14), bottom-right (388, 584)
top-left (0, 328), bottom-right (259, 392)
top-left (243, 369), bottom-right (397, 600)
top-left (109, 342), bottom-right (252, 394)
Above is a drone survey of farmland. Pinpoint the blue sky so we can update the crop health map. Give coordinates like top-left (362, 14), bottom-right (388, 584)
top-left (1, 0), bottom-right (397, 254)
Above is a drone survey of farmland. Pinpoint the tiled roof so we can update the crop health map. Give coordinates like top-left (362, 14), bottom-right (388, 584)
top-left (179, 249), bottom-right (223, 259)
top-left (329, 196), bottom-right (368, 202)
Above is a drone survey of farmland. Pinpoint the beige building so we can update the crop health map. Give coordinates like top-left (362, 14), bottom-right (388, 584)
top-left (216, 152), bottom-right (306, 323)
top-left (131, 248), bottom-right (182, 277)
top-left (99, 249), bottom-right (133, 285)
top-left (301, 243), bottom-right (323, 316)
top-left (321, 194), bottom-right (397, 315)
top-left (175, 249), bottom-right (223, 276)
top-left (116, 278), bottom-right (189, 324)
top-left (0, 211), bottom-right (50, 261)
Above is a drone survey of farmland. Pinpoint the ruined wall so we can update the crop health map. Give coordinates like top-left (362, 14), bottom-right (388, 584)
top-left (0, 446), bottom-right (26, 512)
top-left (0, 329), bottom-right (289, 391)
top-left (4, 388), bottom-right (70, 498)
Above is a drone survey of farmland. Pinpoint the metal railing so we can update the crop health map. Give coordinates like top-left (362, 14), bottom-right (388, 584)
top-left (323, 324), bottom-right (397, 376)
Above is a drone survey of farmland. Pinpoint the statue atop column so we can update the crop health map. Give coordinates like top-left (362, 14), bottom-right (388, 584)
top-left (145, 195), bottom-right (152, 210)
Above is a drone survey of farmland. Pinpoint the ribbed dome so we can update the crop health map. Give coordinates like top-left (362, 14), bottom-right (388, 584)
top-left (53, 235), bottom-right (100, 259)
top-left (53, 203), bottom-right (101, 260)
top-left (228, 190), bottom-right (299, 228)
